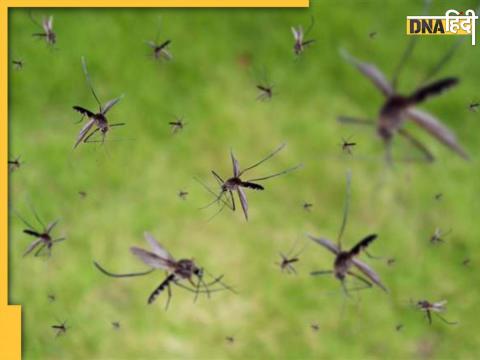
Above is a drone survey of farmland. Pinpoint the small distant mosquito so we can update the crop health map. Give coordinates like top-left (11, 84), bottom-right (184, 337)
top-left (196, 143), bottom-right (301, 221)
top-left (169, 116), bottom-right (186, 134)
top-left (415, 300), bottom-right (458, 325)
top-left (430, 228), bottom-right (451, 245)
top-left (225, 336), bottom-right (235, 344)
top-left (369, 31), bottom-right (377, 39)
top-left (30, 13), bottom-right (56, 46)
top-left (338, 41), bottom-right (469, 163)
top-left (396, 324), bottom-right (404, 331)
top-left (8, 156), bottom-right (22, 172)
top-left (254, 67), bottom-right (275, 101)
top-left (112, 321), bottom-right (121, 330)
top-left (340, 137), bottom-right (356, 155)
top-left (178, 190), bottom-right (189, 200)
top-left (78, 191), bottom-right (87, 198)
top-left (303, 202), bottom-right (313, 212)
top-left (47, 294), bottom-right (56, 302)
top-left (387, 258), bottom-right (396, 266)
top-left (468, 102), bottom-right (479, 112)
top-left (462, 258), bottom-right (471, 267)
top-left (15, 207), bottom-right (65, 257)
top-left (311, 323), bottom-right (320, 332)
top-left (308, 172), bottom-right (388, 296)
top-left (72, 57), bottom-right (124, 149)
top-left (276, 241), bottom-right (304, 274)
top-left (12, 60), bottom-right (24, 70)
top-left (51, 321), bottom-right (68, 337)
top-left (94, 232), bottom-right (234, 310)
top-left (147, 39), bottom-right (172, 61)
top-left (291, 17), bottom-right (315, 56)
top-left (434, 193), bottom-right (443, 201)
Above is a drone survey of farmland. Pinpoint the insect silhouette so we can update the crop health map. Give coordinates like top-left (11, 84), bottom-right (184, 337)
top-left (169, 116), bottom-right (186, 134)
top-left (276, 241), bottom-right (305, 274)
top-left (340, 137), bottom-right (356, 155)
top-left (8, 156), bottom-right (23, 172)
top-left (12, 60), bottom-right (24, 70)
top-left (147, 39), bottom-right (172, 61)
top-left (78, 191), bottom-right (87, 199)
top-left (462, 258), bottom-right (471, 267)
top-left (430, 228), bottom-right (451, 245)
top-left (338, 43), bottom-right (469, 163)
top-left (254, 67), bottom-right (275, 101)
top-left (178, 190), bottom-right (189, 200)
top-left (303, 202), bottom-right (313, 212)
top-left (15, 207), bottom-right (65, 257)
top-left (434, 193), bottom-right (443, 201)
top-left (47, 294), bottom-right (56, 303)
top-left (396, 324), bottom-right (404, 331)
top-left (30, 13), bottom-right (56, 46)
top-left (369, 31), bottom-right (377, 39)
top-left (415, 300), bottom-right (458, 326)
top-left (196, 143), bottom-right (301, 221)
top-left (94, 232), bottom-right (234, 310)
top-left (387, 258), bottom-right (396, 266)
top-left (468, 102), bottom-right (479, 112)
top-left (308, 172), bottom-right (388, 296)
top-left (225, 336), bottom-right (235, 344)
top-left (311, 323), bottom-right (320, 332)
top-left (51, 320), bottom-right (68, 337)
top-left (112, 321), bottom-right (121, 330)
top-left (291, 17), bottom-right (315, 56)
top-left (72, 57), bottom-right (125, 149)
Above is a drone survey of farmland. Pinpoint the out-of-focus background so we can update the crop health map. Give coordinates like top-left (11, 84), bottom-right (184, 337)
top-left (8, 1), bottom-right (480, 359)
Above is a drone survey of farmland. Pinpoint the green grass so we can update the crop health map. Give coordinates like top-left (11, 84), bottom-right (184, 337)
top-left (8, 2), bottom-right (480, 359)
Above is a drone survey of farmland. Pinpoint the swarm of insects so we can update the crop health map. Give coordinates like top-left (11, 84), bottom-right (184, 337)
top-left (415, 300), bottom-right (458, 326)
top-left (196, 143), bottom-right (301, 221)
top-left (72, 57), bottom-right (125, 148)
top-left (30, 13), bottom-right (56, 46)
top-left (94, 232), bottom-right (234, 310)
top-left (291, 17), bottom-right (315, 56)
top-left (15, 207), bottom-right (65, 258)
top-left (308, 172), bottom-right (387, 296)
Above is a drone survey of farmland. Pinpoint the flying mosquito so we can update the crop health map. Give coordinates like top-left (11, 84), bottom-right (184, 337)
top-left (369, 31), bottom-right (378, 39)
top-left (15, 207), bottom-right (65, 257)
top-left (462, 258), bottom-right (471, 267)
top-left (78, 191), bottom-right (87, 199)
top-left (387, 258), bottom-right (396, 266)
top-left (468, 102), bottom-right (479, 112)
top-left (430, 228), bottom-right (451, 245)
top-left (169, 116), bottom-right (186, 134)
top-left (276, 240), bottom-right (305, 274)
top-left (12, 60), bottom-right (24, 70)
top-left (225, 336), bottom-right (235, 344)
top-left (30, 13), bottom-right (56, 46)
top-left (338, 27), bottom-right (469, 163)
top-left (254, 67), bottom-right (275, 101)
top-left (308, 172), bottom-right (388, 296)
top-left (52, 320), bottom-right (68, 337)
top-left (47, 294), bottom-right (56, 303)
top-left (72, 57), bottom-right (125, 149)
top-left (112, 321), bottom-right (121, 330)
top-left (178, 190), bottom-right (189, 200)
top-left (396, 324), bottom-right (404, 331)
top-left (311, 323), bottom-right (320, 332)
top-left (415, 300), bottom-right (458, 326)
top-left (303, 202), bottom-right (313, 212)
top-left (94, 232), bottom-right (234, 310)
top-left (147, 39), bottom-right (172, 61)
top-left (340, 137), bottom-right (356, 155)
top-left (8, 156), bottom-right (23, 172)
top-left (196, 143), bottom-right (301, 221)
top-left (434, 193), bottom-right (443, 201)
top-left (291, 17), bottom-right (315, 56)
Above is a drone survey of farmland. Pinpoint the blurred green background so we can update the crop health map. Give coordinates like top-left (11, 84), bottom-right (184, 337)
top-left (8, 1), bottom-right (480, 359)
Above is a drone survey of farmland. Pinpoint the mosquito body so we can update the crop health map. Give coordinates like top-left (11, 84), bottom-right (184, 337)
top-left (12, 60), bottom-right (24, 70)
top-left (147, 39), bottom-right (172, 61)
top-left (178, 190), bottom-right (189, 200)
top-left (31, 15), bottom-right (56, 46)
top-left (430, 228), bottom-right (451, 245)
top-left (169, 116), bottom-right (186, 134)
top-left (52, 321), bottom-right (68, 337)
top-left (309, 172), bottom-right (387, 296)
top-left (416, 300), bottom-right (457, 326)
top-left (16, 208), bottom-right (65, 257)
top-left (291, 17), bottom-right (315, 56)
top-left (338, 47), bottom-right (469, 163)
top-left (72, 57), bottom-right (124, 149)
top-left (468, 102), bottom-right (479, 112)
top-left (256, 84), bottom-right (274, 101)
top-left (8, 156), bottom-right (22, 172)
top-left (94, 232), bottom-right (233, 310)
top-left (303, 202), bottom-right (313, 212)
top-left (197, 143), bottom-right (301, 221)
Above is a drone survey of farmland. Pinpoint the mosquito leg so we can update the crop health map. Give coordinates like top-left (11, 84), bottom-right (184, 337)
top-left (229, 191), bottom-right (236, 211)
top-left (34, 243), bottom-right (46, 257)
top-left (109, 123), bottom-right (126, 127)
top-left (52, 237), bottom-right (66, 243)
top-left (337, 116), bottom-right (375, 127)
top-left (238, 143), bottom-right (287, 176)
top-left (347, 271), bottom-right (373, 292)
top-left (165, 283), bottom-right (172, 311)
top-left (93, 261), bottom-right (155, 278)
top-left (434, 313), bottom-right (458, 325)
top-left (398, 128), bottom-right (435, 163)
top-left (246, 164), bottom-right (302, 182)
top-left (193, 276), bottom-right (202, 303)
top-left (310, 270), bottom-right (333, 276)
top-left (426, 310), bottom-right (432, 325)
top-left (83, 127), bottom-right (100, 143)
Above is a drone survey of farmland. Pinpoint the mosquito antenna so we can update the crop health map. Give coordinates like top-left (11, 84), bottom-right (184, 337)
top-left (204, 270), bottom-right (237, 294)
top-left (304, 15), bottom-right (315, 37)
top-left (434, 313), bottom-right (458, 325)
top-left (28, 10), bottom-right (42, 29)
top-left (194, 177), bottom-right (233, 209)
top-left (81, 56), bottom-right (102, 111)
top-left (93, 261), bottom-right (155, 278)
top-left (12, 209), bottom-right (37, 230)
top-left (421, 38), bottom-right (464, 84)
top-left (27, 201), bottom-right (46, 230)
top-left (246, 164), bottom-right (302, 182)
top-left (238, 143), bottom-right (287, 176)
top-left (337, 170), bottom-right (352, 250)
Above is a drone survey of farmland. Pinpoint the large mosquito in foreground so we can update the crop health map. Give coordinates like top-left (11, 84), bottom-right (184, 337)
top-left (338, 41), bottom-right (469, 163)
top-left (196, 143), bottom-right (302, 221)
top-left (15, 208), bottom-right (65, 257)
top-left (415, 300), bottom-right (458, 326)
top-left (72, 57), bottom-right (125, 149)
top-left (94, 232), bottom-right (234, 310)
top-left (291, 17), bottom-right (315, 56)
top-left (308, 172), bottom-right (387, 296)
top-left (30, 14), bottom-right (56, 46)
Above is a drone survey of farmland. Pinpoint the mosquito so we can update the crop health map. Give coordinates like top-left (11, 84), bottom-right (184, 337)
top-left (15, 207), bottom-right (66, 258)
top-left (12, 60), bottom-right (24, 70)
top-left (468, 102), bottom-right (479, 112)
top-left (47, 294), bottom-right (56, 303)
top-left (369, 31), bottom-right (377, 39)
top-left (340, 137), bottom-right (356, 155)
top-left (94, 232), bottom-right (234, 310)
top-left (112, 321), bottom-right (121, 330)
top-left (72, 57), bottom-right (125, 149)
top-left (30, 13), bottom-right (56, 46)
top-left (51, 321), bottom-right (68, 337)
top-left (169, 116), bottom-right (186, 134)
top-left (308, 172), bottom-right (388, 296)
top-left (311, 323), bottom-right (320, 332)
top-left (291, 17), bottom-right (315, 56)
top-left (178, 190), bottom-right (189, 200)
top-left (196, 143), bottom-right (301, 221)
top-left (8, 156), bottom-right (22, 172)
top-left (225, 336), bottom-right (235, 344)
top-left (276, 240), bottom-right (305, 274)
top-left (415, 300), bottom-right (458, 326)
top-left (303, 202), bottom-right (313, 212)
top-left (254, 67), bottom-right (275, 101)
top-left (396, 324), bottom-right (404, 331)
top-left (78, 191), bottom-right (87, 198)
top-left (338, 35), bottom-right (469, 163)
top-left (434, 193), bottom-right (443, 201)
top-left (462, 258), bottom-right (471, 267)
top-left (430, 228), bottom-right (451, 245)
top-left (387, 258), bottom-right (396, 266)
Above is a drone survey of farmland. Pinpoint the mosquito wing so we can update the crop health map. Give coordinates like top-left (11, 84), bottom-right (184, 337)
top-left (432, 300), bottom-right (447, 312)
top-left (237, 188), bottom-right (248, 221)
top-left (352, 258), bottom-right (387, 292)
top-left (73, 118), bottom-right (95, 149)
top-left (130, 247), bottom-right (172, 270)
top-left (43, 16), bottom-right (53, 33)
top-left (340, 49), bottom-right (393, 97)
top-left (291, 26), bottom-right (303, 42)
top-left (230, 150), bottom-right (240, 177)
top-left (143, 232), bottom-right (175, 261)
top-left (406, 108), bottom-right (469, 160)
top-left (307, 235), bottom-right (339, 255)
top-left (101, 95), bottom-right (124, 115)
top-left (349, 234), bottom-right (377, 256)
